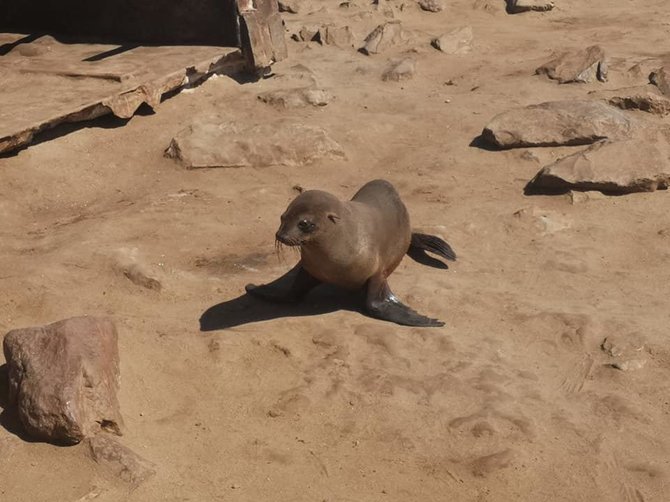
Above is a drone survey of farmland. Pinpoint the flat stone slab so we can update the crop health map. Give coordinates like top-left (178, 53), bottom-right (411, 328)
top-left (481, 100), bottom-right (632, 149)
top-left (0, 34), bottom-right (244, 156)
top-left (165, 119), bottom-right (345, 168)
top-left (526, 139), bottom-right (670, 194)
top-left (536, 45), bottom-right (607, 83)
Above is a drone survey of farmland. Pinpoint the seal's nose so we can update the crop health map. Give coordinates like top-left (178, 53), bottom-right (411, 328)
top-left (275, 231), bottom-right (289, 245)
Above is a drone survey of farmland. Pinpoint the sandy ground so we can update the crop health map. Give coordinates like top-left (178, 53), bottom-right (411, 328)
top-left (2, 0), bottom-right (670, 500)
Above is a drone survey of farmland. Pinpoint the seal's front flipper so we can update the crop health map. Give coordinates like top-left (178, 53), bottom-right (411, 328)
top-left (408, 233), bottom-right (456, 268)
top-left (245, 263), bottom-right (320, 303)
top-left (365, 275), bottom-right (445, 328)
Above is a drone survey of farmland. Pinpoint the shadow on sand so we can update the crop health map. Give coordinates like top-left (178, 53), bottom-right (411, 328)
top-left (199, 286), bottom-right (367, 331)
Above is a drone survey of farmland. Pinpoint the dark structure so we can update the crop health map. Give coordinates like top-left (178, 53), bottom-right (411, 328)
top-left (0, 0), bottom-right (286, 70)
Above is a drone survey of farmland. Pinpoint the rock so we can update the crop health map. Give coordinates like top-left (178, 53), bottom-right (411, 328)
top-left (3, 317), bottom-right (123, 445)
top-left (361, 21), bottom-right (406, 55)
top-left (115, 247), bottom-right (162, 291)
top-left (481, 100), bottom-right (632, 149)
top-left (87, 434), bottom-right (156, 485)
top-left (382, 58), bottom-right (416, 82)
top-left (165, 119), bottom-right (345, 169)
top-left (506, 0), bottom-right (554, 13)
top-left (649, 67), bottom-right (670, 96)
top-left (293, 24), bottom-right (321, 42)
top-left (601, 335), bottom-right (647, 372)
top-left (278, 0), bottom-right (305, 13)
top-left (292, 24), bottom-right (353, 48)
top-left (589, 85), bottom-right (670, 116)
top-left (257, 87), bottom-right (332, 108)
top-left (322, 25), bottom-right (354, 48)
top-left (536, 45), bottom-right (608, 83)
top-left (526, 139), bottom-right (670, 194)
top-left (419, 0), bottom-right (443, 12)
top-left (431, 27), bottom-right (474, 55)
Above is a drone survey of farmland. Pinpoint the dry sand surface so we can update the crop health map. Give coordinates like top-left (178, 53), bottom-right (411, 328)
top-left (2, 0), bottom-right (670, 500)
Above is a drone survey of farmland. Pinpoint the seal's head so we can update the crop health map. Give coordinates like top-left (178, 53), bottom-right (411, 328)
top-left (275, 190), bottom-right (341, 247)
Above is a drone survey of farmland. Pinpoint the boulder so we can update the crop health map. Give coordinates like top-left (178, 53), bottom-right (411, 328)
top-left (3, 316), bottom-right (123, 445)
top-left (526, 139), bottom-right (670, 194)
top-left (506, 0), bottom-right (554, 13)
top-left (257, 87), bottom-right (333, 108)
top-left (589, 86), bottom-right (670, 116)
top-left (361, 21), bottom-right (406, 55)
top-left (431, 27), bottom-right (474, 55)
top-left (382, 58), bottom-right (416, 82)
top-left (481, 100), bottom-right (632, 149)
top-left (165, 119), bottom-right (345, 169)
top-left (536, 45), bottom-right (608, 83)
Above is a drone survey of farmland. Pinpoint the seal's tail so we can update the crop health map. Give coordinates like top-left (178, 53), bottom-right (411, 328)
top-left (407, 232), bottom-right (456, 269)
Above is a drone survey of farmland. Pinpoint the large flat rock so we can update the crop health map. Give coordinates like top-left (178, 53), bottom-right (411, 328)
top-left (165, 119), bottom-right (345, 169)
top-left (481, 100), bottom-right (632, 149)
top-left (526, 138), bottom-right (670, 194)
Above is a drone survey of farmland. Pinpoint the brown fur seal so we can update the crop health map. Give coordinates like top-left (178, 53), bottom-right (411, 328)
top-left (245, 179), bottom-right (456, 327)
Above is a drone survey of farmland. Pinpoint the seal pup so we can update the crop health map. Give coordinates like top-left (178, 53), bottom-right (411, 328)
top-left (245, 179), bottom-right (456, 327)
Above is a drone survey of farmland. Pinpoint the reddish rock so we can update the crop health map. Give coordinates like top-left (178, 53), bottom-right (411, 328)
top-left (3, 316), bottom-right (123, 445)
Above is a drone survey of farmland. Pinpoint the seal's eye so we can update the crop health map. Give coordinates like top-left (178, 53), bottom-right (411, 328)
top-left (297, 219), bottom-right (315, 233)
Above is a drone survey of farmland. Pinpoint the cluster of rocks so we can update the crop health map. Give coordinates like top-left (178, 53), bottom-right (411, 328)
top-left (2, 316), bottom-right (155, 485)
top-left (480, 43), bottom-right (670, 195)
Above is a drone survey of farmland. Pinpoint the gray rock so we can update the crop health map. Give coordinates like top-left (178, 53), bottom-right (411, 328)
top-left (506, 0), bottom-right (554, 13)
top-left (589, 85), bottom-right (670, 116)
top-left (361, 21), bottom-right (406, 55)
top-left (165, 119), bottom-right (345, 169)
top-left (3, 317), bottom-right (123, 445)
top-left (481, 100), bottom-right (632, 149)
top-left (382, 58), bottom-right (416, 82)
top-left (258, 87), bottom-right (333, 108)
top-left (526, 139), bottom-right (670, 194)
top-left (419, 0), bottom-right (443, 12)
top-left (87, 434), bottom-right (156, 485)
top-left (431, 26), bottom-right (473, 55)
top-left (650, 67), bottom-right (670, 96)
top-left (536, 45), bottom-right (608, 83)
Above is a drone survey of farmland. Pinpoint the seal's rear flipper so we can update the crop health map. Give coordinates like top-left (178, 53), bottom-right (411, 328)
top-left (245, 263), bottom-right (320, 303)
top-left (365, 275), bottom-right (445, 328)
top-left (408, 233), bottom-right (456, 268)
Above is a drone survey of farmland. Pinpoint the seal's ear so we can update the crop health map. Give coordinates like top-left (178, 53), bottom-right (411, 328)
top-left (327, 213), bottom-right (340, 223)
